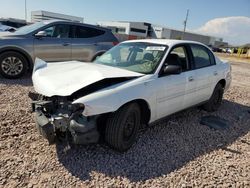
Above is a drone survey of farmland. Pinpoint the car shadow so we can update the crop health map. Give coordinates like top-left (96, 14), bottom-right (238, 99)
top-left (56, 99), bottom-right (250, 182)
top-left (0, 73), bottom-right (32, 86)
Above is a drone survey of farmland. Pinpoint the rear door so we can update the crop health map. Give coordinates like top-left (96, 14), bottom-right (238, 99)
top-left (33, 24), bottom-right (72, 62)
top-left (189, 44), bottom-right (217, 103)
top-left (71, 25), bottom-right (106, 62)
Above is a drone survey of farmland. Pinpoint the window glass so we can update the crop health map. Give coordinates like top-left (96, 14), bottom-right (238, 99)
top-left (75, 26), bottom-right (105, 38)
top-left (120, 47), bottom-right (130, 62)
top-left (43, 26), bottom-right (55, 37)
top-left (43, 24), bottom-right (69, 38)
top-left (167, 46), bottom-right (189, 71)
top-left (190, 44), bottom-right (211, 68)
top-left (95, 42), bottom-right (168, 74)
top-left (14, 21), bottom-right (46, 35)
top-left (208, 50), bottom-right (215, 65)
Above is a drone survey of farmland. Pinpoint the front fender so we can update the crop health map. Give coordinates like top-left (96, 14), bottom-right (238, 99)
top-left (73, 88), bottom-right (120, 116)
top-left (72, 75), bottom-right (156, 118)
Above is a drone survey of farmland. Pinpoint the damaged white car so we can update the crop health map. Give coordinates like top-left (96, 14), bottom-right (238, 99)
top-left (30, 39), bottom-right (231, 151)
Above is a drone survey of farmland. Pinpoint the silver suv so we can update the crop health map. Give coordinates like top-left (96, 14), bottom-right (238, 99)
top-left (0, 20), bottom-right (118, 79)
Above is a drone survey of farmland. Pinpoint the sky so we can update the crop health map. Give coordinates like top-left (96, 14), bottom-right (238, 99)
top-left (0, 0), bottom-right (250, 45)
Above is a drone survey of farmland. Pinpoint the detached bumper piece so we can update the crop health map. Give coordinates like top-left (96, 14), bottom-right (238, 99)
top-left (32, 99), bottom-right (99, 145)
top-left (35, 110), bottom-right (55, 144)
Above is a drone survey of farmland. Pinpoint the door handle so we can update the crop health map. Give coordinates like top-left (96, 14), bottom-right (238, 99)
top-left (188, 76), bottom-right (194, 82)
top-left (213, 71), bottom-right (218, 76)
top-left (62, 43), bottom-right (70, 46)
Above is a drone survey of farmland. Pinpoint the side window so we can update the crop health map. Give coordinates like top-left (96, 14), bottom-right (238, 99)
top-left (43, 26), bottom-right (55, 37)
top-left (75, 26), bottom-right (105, 38)
top-left (208, 50), bottom-right (216, 65)
top-left (190, 44), bottom-right (212, 68)
top-left (43, 24), bottom-right (70, 38)
top-left (167, 46), bottom-right (189, 71)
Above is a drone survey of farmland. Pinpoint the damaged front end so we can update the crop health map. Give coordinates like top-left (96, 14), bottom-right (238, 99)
top-left (29, 92), bottom-right (99, 145)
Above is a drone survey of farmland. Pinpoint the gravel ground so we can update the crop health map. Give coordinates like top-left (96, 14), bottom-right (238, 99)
top-left (216, 53), bottom-right (250, 64)
top-left (0, 60), bottom-right (250, 187)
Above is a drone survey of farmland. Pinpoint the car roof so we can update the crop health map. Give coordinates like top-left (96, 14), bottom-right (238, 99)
top-left (122, 39), bottom-right (206, 47)
top-left (40, 20), bottom-right (110, 31)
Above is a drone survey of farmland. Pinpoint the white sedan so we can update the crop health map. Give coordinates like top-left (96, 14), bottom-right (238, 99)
top-left (30, 39), bottom-right (231, 151)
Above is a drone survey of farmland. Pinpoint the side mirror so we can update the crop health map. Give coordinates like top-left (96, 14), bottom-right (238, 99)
top-left (162, 64), bottom-right (182, 75)
top-left (35, 31), bottom-right (47, 38)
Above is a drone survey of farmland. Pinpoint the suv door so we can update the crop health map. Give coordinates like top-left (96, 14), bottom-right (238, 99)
top-left (189, 44), bottom-right (216, 103)
top-left (156, 45), bottom-right (193, 118)
top-left (71, 25), bottom-right (106, 62)
top-left (33, 24), bottom-right (72, 62)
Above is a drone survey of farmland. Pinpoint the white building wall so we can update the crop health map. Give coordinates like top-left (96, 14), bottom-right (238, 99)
top-left (98, 21), bottom-right (148, 37)
top-left (98, 21), bottom-right (225, 45)
top-left (162, 28), bottom-right (172, 39)
top-left (129, 22), bottom-right (148, 37)
top-left (209, 37), bottom-right (216, 46)
top-left (151, 26), bottom-right (171, 39)
top-left (98, 21), bottom-right (130, 34)
top-left (31, 10), bottom-right (84, 23)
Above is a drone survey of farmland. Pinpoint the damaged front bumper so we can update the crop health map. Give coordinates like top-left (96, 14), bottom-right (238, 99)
top-left (30, 94), bottom-right (99, 145)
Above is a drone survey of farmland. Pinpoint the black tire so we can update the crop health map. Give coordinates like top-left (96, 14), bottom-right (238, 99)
top-left (0, 51), bottom-right (28, 79)
top-left (105, 103), bottom-right (141, 152)
top-left (203, 83), bottom-right (224, 112)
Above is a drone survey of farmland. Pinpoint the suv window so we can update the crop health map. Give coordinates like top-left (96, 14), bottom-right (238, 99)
top-left (75, 26), bottom-right (105, 38)
top-left (190, 44), bottom-right (212, 69)
top-left (167, 46), bottom-right (189, 71)
top-left (43, 24), bottom-right (70, 38)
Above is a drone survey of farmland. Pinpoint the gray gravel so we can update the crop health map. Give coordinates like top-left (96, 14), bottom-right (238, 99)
top-left (0, 61), bottom-right (250, 187)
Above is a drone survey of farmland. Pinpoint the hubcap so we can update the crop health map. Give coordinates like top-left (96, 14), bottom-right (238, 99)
top-left (1, 57), bottom-right (23, 76)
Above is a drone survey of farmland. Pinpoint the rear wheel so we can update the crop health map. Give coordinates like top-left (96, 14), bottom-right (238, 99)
top-left (0, 51), bottom-right (28, 79)
top-left (105, 103), bottom-right (141, 152)
top-left (203, 83), bottom-right (224, 112)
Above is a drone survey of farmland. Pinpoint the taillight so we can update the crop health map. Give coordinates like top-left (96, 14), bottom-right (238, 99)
top-left (113, 41), bottom-right (119, 46)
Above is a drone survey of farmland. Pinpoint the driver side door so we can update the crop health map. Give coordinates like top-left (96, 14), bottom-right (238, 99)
top-left (156, 72), bottom-right (187, 119)
top-left (156, 45), bottom-right (193, 119)
top-left (33, 24), bottom-right (72, 62)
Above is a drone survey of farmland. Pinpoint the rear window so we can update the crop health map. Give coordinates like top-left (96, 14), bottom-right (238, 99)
top-left (190, 44), bottom-right (213, 69)
top-left (75, 26), bottom-right (105, 38)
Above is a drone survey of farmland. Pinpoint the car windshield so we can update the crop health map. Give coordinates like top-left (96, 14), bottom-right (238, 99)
top-left (14, 22), bottom-right (46, 35)
top-left (95, 42), bottom-right (168, 74)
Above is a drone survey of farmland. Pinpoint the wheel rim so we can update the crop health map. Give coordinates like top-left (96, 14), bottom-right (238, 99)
top-left (1, 57), bottom-right (23, 76)
top-left (123, 112), bottom-right (136, 141)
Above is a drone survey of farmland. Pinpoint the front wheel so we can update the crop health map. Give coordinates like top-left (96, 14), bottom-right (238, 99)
top-left (0, 51), bottom-right (28, 79)
top-left (202, 83), bottom-right (224, 112)
top-left (105, 103), bottom-right (141, 152)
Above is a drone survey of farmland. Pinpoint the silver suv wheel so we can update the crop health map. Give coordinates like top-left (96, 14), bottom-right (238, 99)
top-left (1, 57), bottom-right (24, 76)
top-left (0, 51), bottom-right (28, 79)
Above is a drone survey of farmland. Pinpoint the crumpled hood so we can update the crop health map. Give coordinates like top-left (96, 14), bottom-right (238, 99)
top-left (32, 59), bottom-right (144, 97)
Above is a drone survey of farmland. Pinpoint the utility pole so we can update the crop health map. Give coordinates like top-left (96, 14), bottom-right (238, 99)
top-left (25, 0), bottom-right (27, 21)
top-left (182, 9), bottom-right (189, 40)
